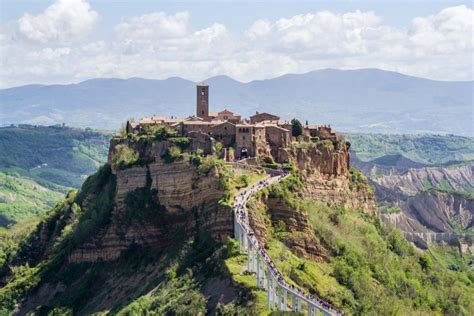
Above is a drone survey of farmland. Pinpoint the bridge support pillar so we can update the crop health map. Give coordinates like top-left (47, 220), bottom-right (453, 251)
top-left (256, 254), bottom-right (259, 286)
top-left (266, 270), bottom-right (270, 307)
top-left (273, 278), bottom-right (277, 310)
top-left (277, 286), bottom-right (281, 310)
top-left (283, 289), bottom-right (287, 311)
top-left (247, 241), bottom-right (251, 271)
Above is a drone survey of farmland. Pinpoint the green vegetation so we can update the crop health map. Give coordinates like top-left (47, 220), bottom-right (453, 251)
top-left (162, 145), bottom-right (182, 163)
top-left (112, 144), bottom-right (139, 170)
top-left (0, 220), bottom-right (37, 267)
top-left (380, 206), bottom-right (402, 214)
top-left (0, 171), bottom-right (63, 225)
top-left (1, 217), bottom-right (253, 314)
top-left (168, 136), bottom-right (191, 150)
top-left (122, 124), bottom-right (177, 143)
top-left (245, 175), bottom-right (474, 315)
top-left (0, 126), bottom-right (110, 226)
top-left (347, 133), bottom-right (474, 165)
top-left (116, 239), bottom-right (252, 316)
top-left (349, 167), bottom-right (371, 192)
top-left (0, 165), bottom-right (116, 313)
top-left (291, 118), bottom-right (303, 137)
top-left (428, 244), bottom-right (473, 272)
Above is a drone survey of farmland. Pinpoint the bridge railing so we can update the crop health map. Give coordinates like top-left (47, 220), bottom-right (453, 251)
top-left (230, 171), bottom-right (341, 315)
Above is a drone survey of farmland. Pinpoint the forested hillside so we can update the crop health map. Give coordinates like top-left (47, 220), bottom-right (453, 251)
top-left (0, 126), bottom-right (110, 226)
top-left (347, 133), bottom-right (474, 165)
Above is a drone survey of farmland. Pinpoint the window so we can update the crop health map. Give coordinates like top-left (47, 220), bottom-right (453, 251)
top-left (243, 136), bottom-right (246, 140)
top-left (202, 110), bottom-right (204, 115)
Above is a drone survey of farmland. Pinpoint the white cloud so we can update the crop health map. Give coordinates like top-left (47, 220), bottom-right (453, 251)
top-left (409, 5), bottom-right (473, 55)
top-left (115, 11), bottom-right (189, 41)
top-left (246, 19), bottom-right (271, 39)
top-left (17, 0), bottom-right (98, 43)
top-left (0, 4), bottom-right (472, 87)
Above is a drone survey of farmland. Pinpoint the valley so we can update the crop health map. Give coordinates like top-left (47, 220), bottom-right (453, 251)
top-left (0, 125), bottom-right (110, 226)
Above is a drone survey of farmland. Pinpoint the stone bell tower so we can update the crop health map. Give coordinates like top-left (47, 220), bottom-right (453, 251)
top-left (196, 83), bottom-right (209, 119)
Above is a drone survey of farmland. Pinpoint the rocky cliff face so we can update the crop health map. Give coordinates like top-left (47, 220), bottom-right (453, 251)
top-left (69, 138), bottom-right (232, 263)
top-left (373, 163), bottom-right (474, 248)
top-left (281, 145), bottom-right (376, 213)
top-left (381, 190), bottom-right (474, 232)
top-left (266, 197), bottom-right (327, 261)
top-left (373, 163), bottom-right (474, 196)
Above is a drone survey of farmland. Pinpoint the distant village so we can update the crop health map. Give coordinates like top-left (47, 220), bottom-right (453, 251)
top-left (126, 83), bottom-right (341, 160)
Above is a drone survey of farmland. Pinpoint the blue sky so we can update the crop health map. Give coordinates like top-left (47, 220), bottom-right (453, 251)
top-left (1, 0), bottom-right (473, 87)
top-left (3, 1), bottom-right (472, 30)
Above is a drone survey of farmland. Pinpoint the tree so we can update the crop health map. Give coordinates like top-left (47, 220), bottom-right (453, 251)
top-left (291, 118), bottom-right (303, 137)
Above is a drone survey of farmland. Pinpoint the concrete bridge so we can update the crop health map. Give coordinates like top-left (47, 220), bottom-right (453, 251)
top-left (231, 164), bottom-right (342, 315)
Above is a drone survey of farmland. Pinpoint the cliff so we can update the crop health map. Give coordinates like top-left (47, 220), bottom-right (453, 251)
top-left (280, 143), bottom-right (376, 213)
top-left (68, 135), bottom-right (231, 263)
top-left (372, 162), bottom-right (474, 248)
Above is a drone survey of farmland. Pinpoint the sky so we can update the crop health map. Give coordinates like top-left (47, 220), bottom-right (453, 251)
top-left (0, 0), bottom-right (473, 88)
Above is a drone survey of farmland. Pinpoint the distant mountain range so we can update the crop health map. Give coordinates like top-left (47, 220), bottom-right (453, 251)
top-left (1, 68), bottom-right (472, 135)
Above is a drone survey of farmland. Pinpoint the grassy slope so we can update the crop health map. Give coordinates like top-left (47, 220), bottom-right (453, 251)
top-left (0, 126), bottom-right (110, 226)
top-left (347, 133), bottom-right (474, 165)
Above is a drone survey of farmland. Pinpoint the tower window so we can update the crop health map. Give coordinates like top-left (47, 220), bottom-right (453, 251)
top-left (202, 111), bottom-right (204, 114)
top-left (201, 91), bottom-right (205, 96)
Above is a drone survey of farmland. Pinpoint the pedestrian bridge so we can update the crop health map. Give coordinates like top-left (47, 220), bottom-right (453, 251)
top-left (232, 165), bottom-right (341, 315)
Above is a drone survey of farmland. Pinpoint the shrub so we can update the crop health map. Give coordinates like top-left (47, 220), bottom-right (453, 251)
top-left (321, 139), bottom-right (334, 149)
top-left (349, 167), bottom-right (368, 191)
top-left (162, 146), bottom-right (182, 163)
top-left (419, 254), bottom-right (433, 271)
top-left (197, 155), bottom-right (223, 175)
top-left (169, 137), bottom-right (191, 150)
top-left (140, 124), bottom-right (177, 140)
top-left (113, 144), bottom-right (139, 170)
top-left (214, 142), bottom-right (224, 155)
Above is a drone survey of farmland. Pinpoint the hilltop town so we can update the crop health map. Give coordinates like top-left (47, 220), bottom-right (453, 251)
top-left (126, 83), bottom-right (342, 162)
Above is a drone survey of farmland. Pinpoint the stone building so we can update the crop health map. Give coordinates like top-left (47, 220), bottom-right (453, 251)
top-left (215, 109), bottom-right (241, 123)
top-left (249, 112), bottom-right (280, 124)
top-left (209, 121), bottom-right (236, 147)
top-left (306, 125), bottom-right (337, 141)
top-left (126, 82), bottom-right (340, 162)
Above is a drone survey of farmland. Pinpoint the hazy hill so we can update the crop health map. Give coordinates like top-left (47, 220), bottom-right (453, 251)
top-left (1, 69), bottom-right (472, 135)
